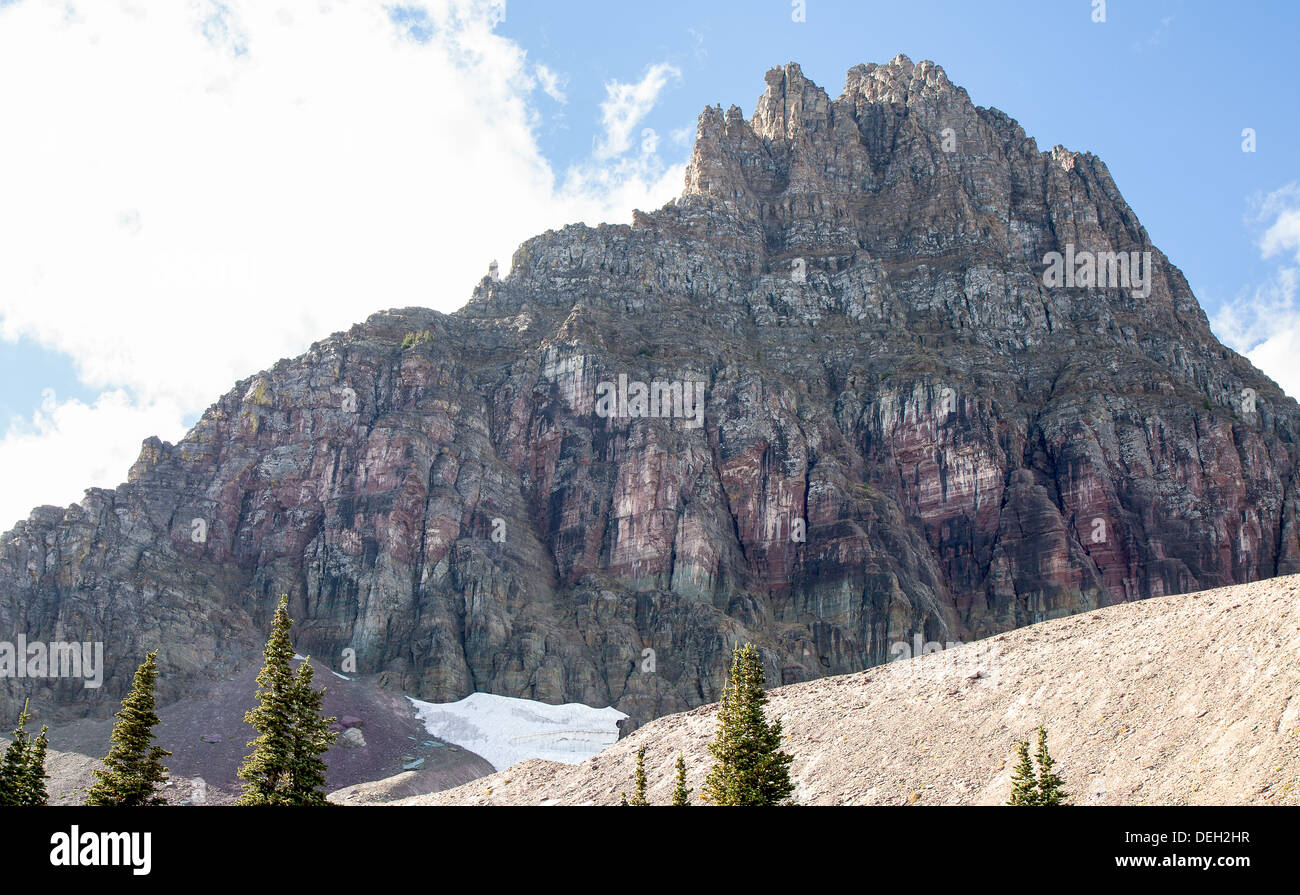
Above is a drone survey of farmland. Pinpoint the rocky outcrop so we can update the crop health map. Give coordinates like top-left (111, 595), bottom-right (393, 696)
top-left (3, 56), bottom-right (1297, 726)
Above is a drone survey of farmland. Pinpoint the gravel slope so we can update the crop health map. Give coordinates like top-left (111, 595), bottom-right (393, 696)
top-left (9, 658), bottom-right (493, 805)
top-left (401, 576), bottom-right (1300, 806)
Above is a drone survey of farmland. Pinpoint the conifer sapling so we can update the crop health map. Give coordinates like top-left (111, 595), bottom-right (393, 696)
top-left (700, 643), bottom-right (794, 806)
top-left (237, 596), bottom-right (338, 805)
top-left (85, 652), bottom-right (171, 807)
top-left (671, 752), bottom-right (691, 806)
top-left (0, 700), bottom-right (48, 806)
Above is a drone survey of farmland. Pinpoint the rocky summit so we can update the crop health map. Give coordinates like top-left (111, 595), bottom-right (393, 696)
top-left (2, 55), bottom-right (1297, 728)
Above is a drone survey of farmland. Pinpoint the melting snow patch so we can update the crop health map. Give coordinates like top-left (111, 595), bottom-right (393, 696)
top-left (407, 692), bottom-right (627, 771)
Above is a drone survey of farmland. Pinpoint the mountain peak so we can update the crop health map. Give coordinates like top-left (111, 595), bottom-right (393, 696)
top-left (677, 56), bottom-right (1151, 295)
top-left (843, 54), bottom-right (961, 105)
top-left (751, 61), bottom-right (832, 140)
top-left (689, 56), bottom-right (969, 159)
top-left (4, 56), bottom-right (1296, 745)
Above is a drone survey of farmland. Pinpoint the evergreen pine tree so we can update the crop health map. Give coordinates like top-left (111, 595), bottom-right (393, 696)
top-left (24, 725), bottom-right (49, 806)
top-left (238, 596), bottom-right (302, 805)
top-left (0, 700), bottom-right (34, 806)
top-left (626, 746), bottom-right (649, 806)
top-left (285, 658), bottom-right (338, 806)
top-left (1034, 725), bottom-right (1069, 806)
top-left (1007, 726), bottom-right (1071, 806)
top-left (671, 752), bottom-right (691, 806)
top-left (700, 643), bottom-right (794, 806)
top-left (238, 597), bottom-right (339, 805)
top-left (1007, 738), bottom-right (1039, 806)
top-left (85, 652), bottom-right (171, 806)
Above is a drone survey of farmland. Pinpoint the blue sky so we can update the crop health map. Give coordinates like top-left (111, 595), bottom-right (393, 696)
top-left (0, 0), bottom-right (1297, 529)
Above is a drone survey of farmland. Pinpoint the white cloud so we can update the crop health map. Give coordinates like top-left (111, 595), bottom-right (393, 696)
top-left (593, 62), bottom-right (681, 160)
top-left (1133, 15), bottom-right (1175, 53)
top-left (0, 390), bottom-right (187, 523)
top-left (670, 124), bottom-right (694, 147)
top-left (1259, 183), bottom-right (1300, 263)
top-left (534, 63), bottom-right (567, 103)
top-left (0, 0), bottom-right (687, 530)
top-left (1212, 183), bottom-right (1300, 398)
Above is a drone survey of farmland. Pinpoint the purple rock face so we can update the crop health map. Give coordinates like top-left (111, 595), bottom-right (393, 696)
top-left (2, 57), bottom-right (1297, 727)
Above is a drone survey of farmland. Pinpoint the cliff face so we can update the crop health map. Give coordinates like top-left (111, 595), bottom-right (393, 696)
top-left (4, 56), bottom-right (1298, 725)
